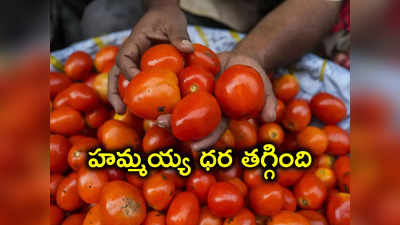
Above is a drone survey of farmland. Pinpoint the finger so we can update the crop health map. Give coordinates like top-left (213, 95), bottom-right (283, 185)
top-left (168, 26), bottom-right (193, 53)
top-left (108, 65), bottom-right (126, 114)
top-left (156, 114), bottom-right (171, 129)
top-left (190, 118), bottom-right (229, 151)
top-left (260, 71), bottom-right (277, 122)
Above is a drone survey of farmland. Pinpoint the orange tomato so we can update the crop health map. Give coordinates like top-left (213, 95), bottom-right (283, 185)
top-left (50, 135), bottom-right (71, 173)
top-left (141, 44), bottom-right (184, 74)
top-left (282, 99), bottom-right (311, 132)
top-left (298, 210), bottom-right (328, 225)
top-left (199, 207), bottom-right (223, 225)
top-left (144, 211), bottom-right (166, 225)
top-left (50, 71), bottom-right (72, 99)
top-left (228, 178), bottom-right (248, 197)
top-left (161, 169), bottom-right (186, 189)
top-left (50, 204), bottom-right (64, 225)
top-left (97, 119), bottom-right (140, 151)
top-left (243, 168), bottom-right (264, 188)
top-left (249, 183), bottom-right (284, 216)
top-left (113, 110), bottom-right (144, 137)
top-left (273, 74), bottom-right (299, 102)
top-left (229, 120), bottom-right (258, 150)
top-left (276, 168), bottom-right (305, 187)
top-left (178, 66), bottom-right (215, 96)
top-left (223, 208), bottom-right (256, 225)
top-left (56, 173), bottom-right (84, 211)
top-left (314, 167), bottom-right (336, 189)
top-left (315, 154), bottom-right (335, 168)
top-left (64, 51), bottom-right (93, 81)
top-left (215, 65), bottom-right (265, 119)
top-left (166, 192), bottom-right (200, 225)
top-left (214, 129), bottom-right (235, 149)
top-left (94, 45), bottom-right (119, 72)
top-left (186, 169), bottom-right (217, 203)
top-left (142, 126), bottom-right (176, 153)
top-left (93, 72), bottom-right (109, 102)
top-left (269, 211), bottom-right (310, 225)
top-left (83, 204), bottom-right (104, 225)
top-left (185, 43), bottom-right (220, 75)
top-left (171, 91), bottom-right (221, 141)
top-left (275, 99), bottom-right (285, 122)
top-left (326, 192), bottom-right (350, 225)
top-left (77, 167), bottom-right (109, 204)
top-left (118, 75), bottom-right (130, 99)
top-left (333, 156), bottom-right (350, 181)
top-left (143, 172), bottom-right (176, 211)
top-left (282, 187), bottom-right (297, 211)
top-left (51, 174), bottom-right (64, 203)
top-left (50, 106), bottom-right (85, 135)
top-left (258, 122), bottom-right (285, 146)
top-left (294, 174), bottom-right (327, 210)
top-left (126, 173), bottom-right (145, 188)
top-left (207, 182), bottom-right (244, 217)
top-left (66, 83), bottom-right (100, 112)
top-left (323, 125), bottom-right (350, 155)
top-left (62, 214), bottom-right (85, 225)
top-left (53, 88), bottom-right (70, 109)
top-left (85, 106), bottom-right (110, 128)
top-left (143, 119), bottom-right (157, 132)
top-left (297, 126), bottom-right (328, 155)
top-left (310, 93), bottom-right (347, 125)
top-left (124, 69), bottom-right (181, 119)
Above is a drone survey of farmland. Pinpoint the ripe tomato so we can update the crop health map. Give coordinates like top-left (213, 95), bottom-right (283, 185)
top-left (294, 174), bottom-right (327, 210)
top-left (66, 83), bottom-right (100, 112)
top-left (258, 122), bottom-right (285, 146)
top-left (186, 169), bottom-right (217, 203)
top-left (214, 129), bottom-right (235, 149)
top-left (126, 173), bottom-right (144, 188)
top-left (51, 174), bottom-right (64, 202)
top-left (178, 66), bottom-right (215, 96)
top-left (50, 135), bottom-right (71, 173)
top-left (171, 91), bottom-right (221, 141)
top-left (144, 211), bottom-right (166, 225)
top-left (143, 119), bottom-right (157, 132)
top-left (185, 43), bottom-right (220, 75)
top-left (315, 154), bottom-right (335, 168)
top-left (323, 125), bottom-right (350, 155)
top-left (326, 192), bottom-right (350, 225)
top-left (282, 99), bottom-right (311, 132)
top-left (141, 44), bottom-right (184, 74)
top-left (314, 167), bottom-right (336, 189)
top-left (208, 182), bottom-right (244, 217)
top-left (243, 168), bottom-right (264, 188)
top-left (106, 167), bottom-right (125, 181)
top-left (77, 167), bottom-right (109, 204)
top-left (64, 51), bottom-right (93, 81)
top-left (298, 210), bottom-right (328, 225)
top-left (275, 99), bottom-right (285, 122)
top-left (215, 65), bottom-right (265, 119)
top-left (215, 159), bottom-right (242, 181)
top-left (50, 204), bottom-right (64, 225)
top-left (50, 106), bottom-right (85, 135)
top-left (85, 106), bottom-right (110, 128)
top-left (199, 207), bottom-right (223, 225)
top-left (276, 168), bottom-right (305, 187)
top-left (166, 192), bottom-right (200, 225)
top-left (143, 172), bottom-right (176, 211)
top-left (249, 183), bottom-right (284, 216)
top-left (95, 45), bottom-right (119, 72)
top-left (339, 173), bottom-right (350, 193)
top-left (269, 211), bottom-right (310, 225)
top-left (83, 204), bottom-right (104, 225)
top-left (124, 69), bottom-right (181, 119)
top-left (113, 110), bottom-right (144, 137)
top-left (228, 178), bottom-right (248, 197)
top-left (97, 119), bottom-right (140, 151)
top-left (53, 89), bottom-right (70, 109)
top-left (310, 93), bottom-right (347, 125)
top-left (93, 72), bottom-right (109, 102)
top-left (56, 173), bottom-right (84, 211)
top-left (229, 120), bottom-right (257, 150)
top-left (143, 126), bottom-right (176, 153)
top-left (84, 73), bottom-right (97, 89)
top-left (62, 214), bottom-right (85, 225)
top-left (68, 138), bottom-right (100, 171)
top-left (297, 126), bottom-right (328, 155)
top-left (282, 187), bottom-right (297, 211)
top-left (333, 156), bottom-right (350, 181)
top-left (50, 71), bottom-right (72, 99)
top-left (100, 181), bottom-right (146, 225)
top-left (273, 74), bottom-right (299, 102)
top-left (223, 208), bottom-right (256, 225)
top-left (161, 169), bottom-right (186, 189)
top-left (118, 75), bottom-right (130, 99)
top-left (280, 132), bottom-right (298, 152)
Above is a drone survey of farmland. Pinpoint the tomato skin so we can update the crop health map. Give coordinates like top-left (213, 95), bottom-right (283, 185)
top-left (214, 129), bottom-right (235, 149)
top-left (62, 214), bottom-right (85, 225)
top-left (273, 74), bottom-right (299, 102)
top-left (199, 207), bottom-right (223, 225)
top-left (95, 45), bottom-right (119, 72)
top-left (298, 210), bottom-right (328, 225)
top-left (161, 169), bottom-right (186, 189)
top-left (280, 132), bottom-right (298, 152)
top-left (282, 99), bottom-right (311, 132)
top-left (166, 192), bottom-right (200, 225)
top-left (100, 181), bottom-right (147, 225)
top-left (215, 65), bottom-right (265, 119)
top-left (228, 178), bottom-right (248, 197)
top-left (143, 172), bottom-right (176, 211)
top-left (50, 204), bottom-right (64, 225)
top-left (333, 156), bottom-right (350, 192)
top-left (53, 89), bottom-right (71, 109)
top-left (83, 204), bottom-right (104, 225)
top-left (118, 75), bottom-right (130, 99)
top-left (143, 126), bottom-right (176, 153)
top-left (268, 211), bottom-right (310, 225)
top-left (223, 208), bottom-right (256, 225)
top-left (186, 169), bottom-right (217, 203)
top-left (243, 168), bottom-right (264, 188)
top-left (294, 174), bottom-right (327, 210)
top-left (282, 187), bottom-right (297, 211)
top-left (276, 168), bottom-right (305, 187)
top-left (185, 44), bottom-right (220, 75)
top-left (208, 182), bottom-right (244, 218)
top-left (97, 119), bottom-right (140, 151)
top-left (310, 93), bottom-right (347, 125)
top-left (66, 83), bottom-right (100, 112)
top-left (275, 99), bottom-right (285, 123)
top-left (258, 122), bottom-right (285, 146)
top-left (249, 183), bottom-right (284, 216)
top-left (126, 173), bottom-right (145, 188)
top-left (314, 167), bottom-right (336, 189)
top-left (113, 111), bottom-right (144, 137)
top-left (56, 173), bottom-right (84, 211)
top-left (179, 66), bottom-right (215, 96)
top-left (106, 167), bottom-right (126, 181)
top-left (171, 91), bottom-right (221, 141)
top-left (50, 71), bottom-right (72, 99)
top-left (65, 51), bottom-right (93, 81)
top-left (215, 160), bottom-right (242, 181)
top-left (323, 126), bottom-right (350, 156)
top-left (229, 120), bottom-right (258, 150)
top-left (144, 211), bottom-right (166, 225)
top-left (143, 119), bottom-right (157, 132)
top-left (77, 167), bottom-right (109, 204)
top-left (141, 44), bottom-right (184, 74)
top-left (68, 138), bottom-right (100, 171)
top-left (124, 69), bottom-right (181, 119)
top-left (50, 106), bottom-right (85, 135)
top-left (85, 106), bottom-right (110, 128)
top-left (93, 72), bottom-right (109, 102)
top-left (50, 135), bottom-right (71, 173)
top-left (51, 174), bottom-right (64, 203)
top-left (326, 192), bottom-right (350, 225)
top-left (296, 126), bottom-right (328, 155)
top-left (315, 154), bottom-right (335, 168)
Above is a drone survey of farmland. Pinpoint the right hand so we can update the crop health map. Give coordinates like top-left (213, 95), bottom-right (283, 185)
top-left (108, 3), bottom-right (193, 114)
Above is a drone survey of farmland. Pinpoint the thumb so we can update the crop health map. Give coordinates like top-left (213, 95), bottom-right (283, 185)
top-left (168, 26), bottom-right (194, 53)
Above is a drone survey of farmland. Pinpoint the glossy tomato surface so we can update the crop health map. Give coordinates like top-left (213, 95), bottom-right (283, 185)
top-left (282, 99), bottom-right (311, 132)
top-left (323, 125), bottom-right (350, 155)
top-left (199, 207), bottom-right (223, 225)
top-left (185, 43), bottom-right (220, 75)
top-left (83, 204), bottom-right (104, 225)
top-left (296, 126), bottom-right (328, 155)
top-left (310, 93), bottom-right (347, 125)
top-left (142, 126), bottom-right (176, 153)
top-left (66, 83), bottom-right (100, 112)
top-left (298, 210), bottom-right (328, 225)
top-left (85, 106), bottom-right (110, 128)
top-left (97, 119), bottom-right (140, 151)
top-left (77, 167), bottom-right (109, 204)
top-left (229, 120), bottom-right (258, 150)
top-left (294, 174), bottom-right (327, 210)
top-left (214, 129), bottom-right (235, 149)
top-left (326, 192), bottom-right (350, 225)
top-left (186, 169), bottom-right (217, 203)
top-left (50, 134), bottom-right (71, 173)
top-left (64, 51), bottom-right (93, 81)
top-left (269, 211), bottom-right (310, 225)
top-left (56, 173), bottom-right (84, 211)
top-left (249, 183), bottom-right (284, 216)
top-left (50, 106), bottom-right (85, 135)
top-left (166, 192), bottom-right (200, 225)
top-left (141, 44), bottom-right (184, 74)
top-left (144, 211), bottom-right (166, 225)
top-left (273, 74), bottom-right (299, 102)
top-left (207, 182), bottom-right (244, 218)
top-left (94, 45), bottom-right (119, 72)
top-left (223, 208), bottom-right (256, 225)
top-left (143, 172), bottom-right (176, 211)
top-left (178, 66), bottom-right (215, 96)
top-left (258, 122), bottom-right (285, 146)
top-left (50, 71), bottom-right (72, 99)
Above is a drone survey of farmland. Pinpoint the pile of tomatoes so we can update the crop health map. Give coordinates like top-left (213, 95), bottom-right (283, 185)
top-left (50, 42), bottom-right (350, 225)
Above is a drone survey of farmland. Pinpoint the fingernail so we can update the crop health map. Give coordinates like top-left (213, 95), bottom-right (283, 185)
top-left (181, 40), bottom-right (192, 48)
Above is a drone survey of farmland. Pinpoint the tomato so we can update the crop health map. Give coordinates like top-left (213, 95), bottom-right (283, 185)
top-left (97, 119), bottom-right (140, 151)
top-left (282, 187), bottom-right (297, 211)
top-left (143, 126), bottom-right (176, 153)
top-left (275, 99), bottom-right (285, 122)
top-left (215, 65), bottom-right (265, 119)
top-left (310, 93), bottom-right (347, 125)
top-left (68, 138), bottom-right (100, 171)
top-left (113, 110), bottom-right (144, 137)
top-left (186, 169), bottom-right (217, 203)
top-left (50, 135), bottom-right (71, 173)
top-left (333, 156), bottom-right (350, 182)
top-left (51, 174), bottom-right (64, 203)
top-left (100, 181), bottom-right (146, 225)
top-left (118, 75), bottom-right (130, 99)
top-left (53, 89), bottom-right (71, 109)
top-left (144, 211), bottom-right (166, 225)
top-left (64, 51), bottom-right (93, 81)
top-left (326, 192), bottom-right (350, 225)
top-left (66, 83), bottom-right (100, 112)
top-left (294, 174), bottom-right (327, 210)
top-left (68, 136), bottom-right (99, 146)
top-left (126, 173), bottom-right (144, 188)
top-left (323, 125), bottom-right (350, 155)
top-left (276, 168), bottom-right (304, 187)
top-left (229, 120), bottom-right (257, 150)
top-left (143, 172), bottom-right (176, 211)
top-left (199, 207), bottom-right (223, 225)
top-left (161, 169), bottom-right (186, 189)
top-left (215, 160), bottom-right (242, 181)
top-left (166, 192), bottom-right (200, 225)
top-left (228, 178), bottom-right (248, 197)
top-left (282, 99), bottom-right (311, 132)
top-left (124, 69), bottom-right (181, 119)
top-left (339, 173), bottom-right (350, 193)
top-left (106, 167), bottom-right (125, 181)
top-left (50, 106), bottom-right (85, 135)
top-left (185, 44), bottom-right (220, 75)
top-left (50, 204), bottom-right (64, 225)
top-left (296, 126), bottom-right (328, 155)
top-left (298, 210), bottom-right (328, 225)
top-left (280, 132), bottom-right (298, 152)
top-left (62, 214), bottom-right (85, 225)
top-left (143, 119), bottom-right (157, 132)
top-left (258, 122), bottom-right (285, 146)
top-left (93, 72), bottom-right (109, 102)
top-left (243, 168), bottom-right (264, 188)
top-left (273, 74), bottom-right (299, 102)
top-left (315, 154), bottom-right (335, 168)
top-left (50, 71), bottom-right (72, 99)
top-left (83, 204), bottom-right (104, 225)
top-left (179, 66), bottom-right (215, 96)
top-left (214, 129), bottom-right (235, 149)
top-left (171, 91), bottom-right (221, 141)
top-left (141, 44), bottom-right (184, 74)
top-left (95, 45), bottom-right (119, 72)
top-left (56, 173), bottom-right (84, 211)
top-left (84, 73), bottom-right (97, 89)
top-left (77, 167), bottom-right (109, 204)
top-left (269, 211), bottom-right (310, 225)
top-left (85, 106), bottom-right (110, 128)
top-left (249, 183), bottom-right (283, 216)
top-left (314, 167), bottom-right (336, 189)
top-left (223, 208), bottom-right (256, 225)
top-left (207, 182), bottom-right (244, 217)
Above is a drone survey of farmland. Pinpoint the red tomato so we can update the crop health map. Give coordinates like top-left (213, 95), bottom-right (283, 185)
top-left (326, 192), bottom-right (350, 225)
top-left (298, 210), bottom-right (328, 225)
top-left (282, 187), bottom-right (297, 211)
top-left (269, 211), bottom-right (310, 225)
top-left (186, 169), bottom-right (217, 203)
top-left (333, 156), bottom-right (350, 181)
top-left (223, 208), bottom-right (256, 225)
top-left (124, 69), bottom-right (181, 119)
top-left (85, 106), bottom-right (110, 128)
top-left (185, 44), bottom-right (220, 75)
top-left (106, 167), bottom-right (126, 181)
top-left (64, 51), bottom-right (93, 81)
top-left (77, 167), bottom-right (109, 204)
top-left (113, 110), bottom-right (144, 137)
top-left (282, 99), bottom-right (311, 132)
top-left (323, 125), bottom-right (350, 155)
top-left (97, 119), bottom-right (140, 151)
top-left (99, 181), bottom-right (147, 225)
top-left (166, 192), bottom-right (200, 225)
top-left (249, 183), bottom-right (284, 216)
top-left (315, 154), bottom-right (335, 168)
top-left (296, 126), bottom-right (328, 155)
top-left (68, 138), bottom-right (100, 171)
top-left (171, 91), bottom-right (221, 141)
top-left (243, 168), bottom-right (264, 188)
top-left (229, 120), bottom-right (258, 150)
top-left (144, 211), bottom-right (166, 225)
top-left (294, 174), bottom-right (327, 210)
top-left (94, 45), bottom-right (119, 72)
top-left (215, 65), bottom-right (265, 119)
top-left (178, 66), bottom-right (215, 96)
top-left (83, 204), bottom-right (104, 225)
top-left (258, 122), bottom-right (285, 146)
top-left (314, 167), bottom-right (336, 189)
top-left (275, 99), bottom-right (285, 123)
top-left (273, 74), bottom-right (299, 102)
top-left (215, 159), bottom-right (242, 181)
top-left (310, 93), bottom-right (347, 125)
top-left (143, 126), bottom-right (176, 153)
top-left (93, 72), bottom-right (109, 102)
top-left (143, 119), bottom-right (157, 132)
top-left (62, 214), bottom-right (85, 225)
top-left (50, 106), bottom-right (85, 135)
top-left (228, 178), bottom-right (248, 197)
top-left (214, 129), bottom-right (235, 149)
top-left (53, 88), bottom-right (71, 109)
top-left (280, 132), bottom-right (298, 152)
top-left (118, 75), bottom-right (130, 99)
top-left (141, 44), bottom-right (184, 74)
top-left (66, 83), bottom-right (100, 112)
top-left (276, 168), bottom-right (305, 187)
top-left (84, 73), bottom-right (97, 89)
top-left (50, 204), bottom-right (64, 225)
top-left (161, 169), bottom-right (186, 189)
top-left (199, 207), bottom-right (223, 225)
top-left (50, 71), bottom-right (72, 99)
top-left (143, 172), bottom-right (176, 211)
top-left (126, 173), bottom-right (144, 188)
top-left (51, 174), bottom-right (64, 203)
top-left (50, 135), bottom-right (71, 173)
top-left (56, 173), bottom-right (84, 211)
top-left (208, 182), bottom-right (244, 217)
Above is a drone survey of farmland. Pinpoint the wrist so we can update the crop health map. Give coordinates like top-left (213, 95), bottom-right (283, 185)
top-left (233, 43), bottom-right (268, 70)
